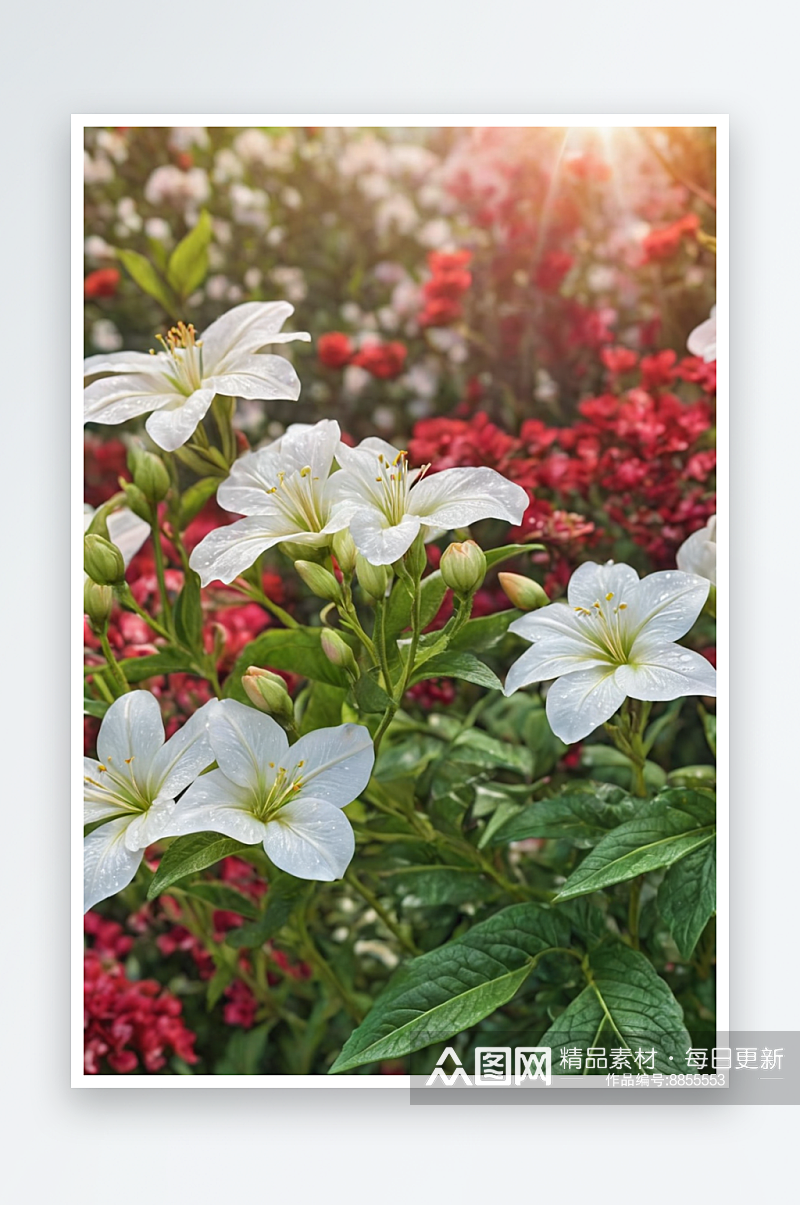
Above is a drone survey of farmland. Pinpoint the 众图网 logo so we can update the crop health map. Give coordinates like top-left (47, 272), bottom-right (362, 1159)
top-left (425, 1046), bottom-right (552, 1087)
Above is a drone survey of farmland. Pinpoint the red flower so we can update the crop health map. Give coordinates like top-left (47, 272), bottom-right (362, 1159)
top-left (534, 250), bottom-right (574, 293)
top-left (351, 341), bottom-right (407, 379)
top-left (601, 346), bottom-right (638, 377)
top-left (641, 213), bottom-right (700, 263)
top-left (317, 332), bottom-right (354, 369)
top-left (84, 268), bottom-right (121, 299)
top-left (419, 249), bottom-right (473, 327)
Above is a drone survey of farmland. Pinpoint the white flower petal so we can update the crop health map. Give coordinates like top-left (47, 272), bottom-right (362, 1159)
top-left (84, 351), bottom-right (164, 377)
top-left (145, 388), bottom-right (215, 452)
top-left (407, 466), bottom-right (528, 527)
top-left (615, 644), bottom-right (717, 701)
top-left (165, 770), bottom-right (267, 843)
top-left (676, 518), bottom-right (716, 585)
top-left (544, 666), bottom-right (627, 744)
top-left (189, 515), bottom-right (300, 586)
top-left (206, 355), bottom-right (301, 402)
top-left (84, 757), bottom-right (134, 823)
top-left (349, 509), bottom-right (421, 565)
top-left (147, 699), bottom-right (217, 798)
top-left (567, 561), bottom-right (640, 609)
top-left (287, 723), bottom-right (374, 808)
top-left (625, 570), bottom-right (709, 643)
top-left (687, 312), bottom-right (716, 362)
top-left (123, 798), bottom-right (178, 851)
top-left (84, 375), bottom-right (178, 424)
top-left (509, 602), bottom-right (600, 649)
top-left (84, 818), bottom-right (143, 912)
top-left (97, 691), bottom-right (165, 774)
top-left (217, 419), bottom-right (341, 515)
top-left (206, 700), bottom-right (289, 790)
top-left (262, 798), bottom-right (355, 881)
top-left (503, 641), bottom-right (604, 695)
top-left (106, 509), bottom-right (151, 568)
top-left (199, 301), bottom-right (298, 371)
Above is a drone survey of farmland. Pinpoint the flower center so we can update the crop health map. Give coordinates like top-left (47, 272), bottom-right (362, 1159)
top-left (83, 754), bottom-right (150, 813)
top-left (254, 760), bottom-right (305, 821)
top-left (573, 592), bottom-right (632, 664)
top-left (373, 450), bottom-right (419, 525)
top-left (151, 321), bottom-right (205, 395)
top-left (263, 466), bottom-right (325, 532)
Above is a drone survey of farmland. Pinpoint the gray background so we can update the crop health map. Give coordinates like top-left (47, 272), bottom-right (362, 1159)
top-left (3, 0), bottom-right (798, 1199)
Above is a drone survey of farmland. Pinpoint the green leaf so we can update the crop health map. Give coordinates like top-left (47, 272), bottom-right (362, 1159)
top-left (580, 744), bottom-right (667, 791)
top-left (554, 789), bottom-right (716, 902)
top-left (167, 210), bottom-right (212, 298)
top-left (214, 1023), bottom-right (271, 1074)
top-left (448, 609), bottom-right (520, 653)
top-left (700, 706), bottom-right (716, 756)
top-left (491, 785), bottom-right (637, 846)
top-left (298, 681), bottom-right (347, 734)
top-left (206, 964), bottom-right (235, 1011)
top-left (384, 571), bottom-right (446, 640)
top-left (224, 627), bottom-right (352, 700)
top-left (329, 903), bottom-right (571, 1072)
top-left (182, 882), bottom-right (261, 921)
top-left (227, 872), bottom-right (314, 949)
top-left (353, 669), bottom-right (393, 713)
top-left (484, 543), bottom-right (543, 569)
top-left (118, 647), bottom-right (200, 682)
top-left (449, 729), bottom-right (534, 778)
top-left (147, 833), bottom-right (248, 899)
top-left (540, 941), bottom-right (691, 1072)
top-left (411, 651), bottom-right (502, 691)
top-left (385, 866), bottom-right (498, 907)
top-left (658, 843), bottom-right (716, 958)
top-left (179, 477), bottom-right (220, 528)
top-left (83, 697), bottom-right (110, 719)
top-left (116, 248), bottom-right (178, 316)
top-left (174, 570), bottom-right (203, 648)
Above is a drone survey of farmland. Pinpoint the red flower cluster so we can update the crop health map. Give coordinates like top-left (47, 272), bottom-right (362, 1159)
top-left (641, 213), bottom-right (700, 263)
top-left (318, 331), bottom-right (354, 369)
top-left (419, 250), bottom-right (472, 327)
top-left (351, 341), bottom-right (408, 379)
top-left (410, 353), bottom-right (715, 572)
top-left (84, 914), bottom-right (197, 1074)
top-left (84, 267), bottom-right (120, 299)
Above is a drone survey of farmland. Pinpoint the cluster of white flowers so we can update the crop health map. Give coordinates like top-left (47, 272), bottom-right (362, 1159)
top-left (84, 693), bottom-right (375, 910)
top-left (189, 418), bottom-right (529, 582)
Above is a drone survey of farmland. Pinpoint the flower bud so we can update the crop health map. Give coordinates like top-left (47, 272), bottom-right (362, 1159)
top-left (320, 629), bottom-right (358, 677)
top-left (84, 579), bottom-right (114, 632)
top-left (119, 480), bottom-right (152, 523)
top-left (129, 446), bottom-right (170, 503)
top-left (498, 572), bottom-right (549, 611)
top-left (332, 528), bottom-right (358, 576)
top-left (440, 540), bottom-right (487, 597)
top-left (242, 667), bottom-right (295, 724)
top-left (280, 540), bottom-right (327, 565)
top-left (295, 560), bottom-right (342, 603)
top-left (404, 532), bottom-right (428, 580)
top-left (355, 554), bottom-right (389, 602)
top-left (84, 533), bottom-right (126, 585)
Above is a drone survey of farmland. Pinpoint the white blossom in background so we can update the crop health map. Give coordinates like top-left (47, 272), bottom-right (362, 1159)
top-left (83, 301), bottom-right (310, 452)
top-left (144, 165), bottom-right (210, 210)
top-left (687, 305), bottom-right (717, 362)
top-left (504, 561), bottom-right (716, 744)
top-left (84, 235), bottom-right (115, 262)
top-left (229, 183), bottom-right (269, 230)
top-left (213, 148), bottom-right (245, 184)
top-left (96, 130), bottom-right (128, 164)
top-left (84, 693), bottom-right (215, 911)
top-left (84, 152), bottom-right (114, 186)
top-left (168, 127), bottom-right (209, 152)
top-left (169, 701), bottom-right (374, 881)
top-left (676, 516), bottom-right (716, 586)
top-left (144, 216), bottom-right (172, 244)
top-left (189, 420), bottom-right (350, 585)
top-left (83, 504), bottom-right (150, 576)
top-left (270, 266), bottom-right (307, 304)
top-left (91, 320), bottom-right (123, 353)
top-left (330, 438), bottom-right (529, 565)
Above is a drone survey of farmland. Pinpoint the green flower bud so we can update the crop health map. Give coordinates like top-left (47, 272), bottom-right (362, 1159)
top-left (84, 579), bottom-right (114, 632)
top-left (320, 629), bottom-right (358, 677)
top-left (129, 447), bottom-right (170, 503)
top-left (84, 533), bottom-right (126, 585)
top-left (332, 528), bottom-right (358, 575)
top-left (295, 560), bottom-right (342, 603)
top-left (119, 480), bottom-right (152, 523)
top-left (498, 572), bottom-right (549, 611)
top-left (404, 532), bottom-right (428, 580)
top-left (355, 554), bottom-right (389, 602)
top-left (440, 540), bottom-right (487, 597)
top-left (280, 540), bottom-right (327, 565)
top-left (242, 666), bottom-right (295, 724)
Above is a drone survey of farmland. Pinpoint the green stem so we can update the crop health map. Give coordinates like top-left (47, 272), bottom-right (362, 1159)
top-left (346, 870), bottom-right (421, 956)
top-left (117, 583), bottom-right (172, 642)
top-left (295, 910), bottom-right (363, 1022)
top-left (149, 504), bottom-right (175, 635)
top-left (99, 631), bottom-right (129, 694)
top-left (628, 875), bottom-right (643, 951)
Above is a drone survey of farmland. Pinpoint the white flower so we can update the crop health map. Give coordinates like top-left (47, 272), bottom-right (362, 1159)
top-left (169, 701), bottom-right (374, 881)
top-left (189, 419), bottom-right (349, 586)
top-left (83, 693), bottom-right (215, 912)
top-left (329, 438), bottom-right (529, 565)
top-left (144, 164), bottom-right (210, 209)
top-left (503, 561), bottom-right (717, 744)
top-left (84, 301), bottom-right (310, 453)
top-left (676, 516), bottom-right (716, 585)
top-left (687, 305), bottom-right (717, 363)
top-left (83, 504), bottom-right (150, 578)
